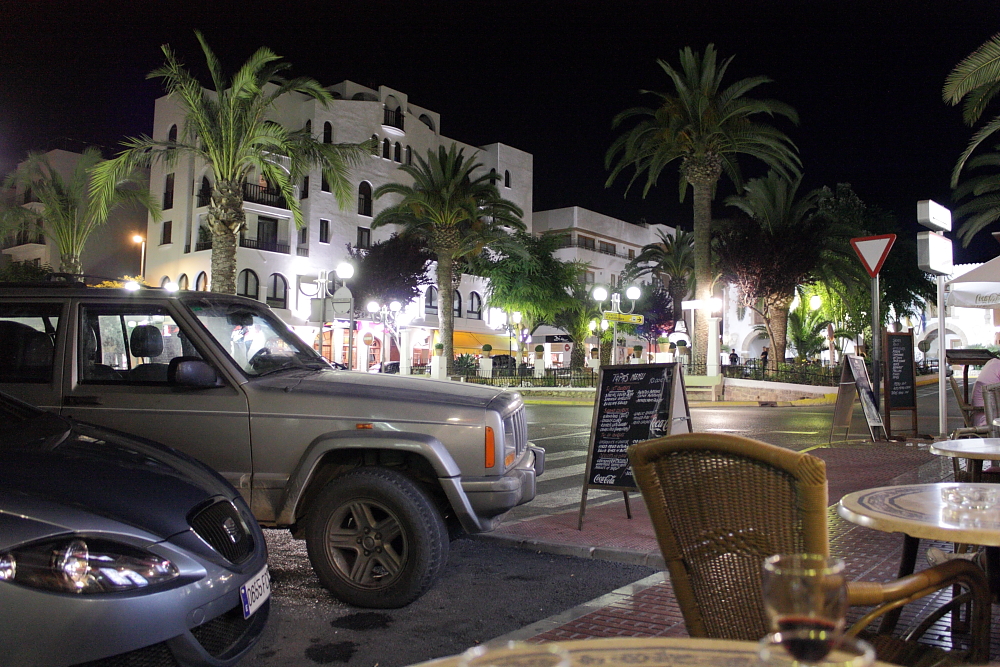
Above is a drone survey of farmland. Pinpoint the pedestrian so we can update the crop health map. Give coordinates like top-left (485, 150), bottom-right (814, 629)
top-left (760, 347), bottom-right (769, 365)
top-left (971, 357), bottom-right (1000, 426)
top-left (729, 350), bottom-right (739, 365)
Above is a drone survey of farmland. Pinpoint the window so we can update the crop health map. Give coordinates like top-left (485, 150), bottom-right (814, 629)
top-left (197, 175), bottom-right (211, 207)
top-left (237, 269), bottom-right (259, 299)
top-left (319, 219), bottom-right (330, 243)
top-left (628, 248), bottom-right (635, 260)
top-left (323, 121), bottom-right (332, 144)
top-left (305, 120), bottom-right (312, 135)
top-left (490, 168), bottom-right (497, 183)
top-left (195, 272), bottom-right (208, 291)
top-left (370, 134), bottom-right (379, 155)
top-left (357, 227), bottom-right (371, 249)
top-left (394, 142), bottom-right (401, 162)
top-left (177, 274), bottom-right (189, 291)
top-left (599, 241), bottom-right (616, 255)
top-left (78, 304), bottom-right (203, 384)
top-left (299, 225), bottom-right (308, 245)
top-left (358, 182), bottom-right (373, 217)
top-left (163, 173), bottom-right (174, 210)
top-left (579, 235), bottom-right (595, 250)
top-left (468, 292), bottom-right (482, 320)
top-left (160, 220), bottom-right (173, 245)
top-left (160, 276), bottom-right (171, 288)
top-left (424, 286), bottom-right (438, 315)
top-left (167, 124), bottom-right (177, 144)
top-left (584, 271), bottom-right (595, 284)
top-left (405, 145), bottom-right (412, 165)
top-left (418, 114), bottom-right (435, 132)
top-left (453, 290), bottom-right (462, 318)
top-left (267, 273), bottom-right (288, 309)
top-left (301, 175), bottom-right (309, 199)
top-left (0, 303), bottom-right (59, 383)
top-left (321, 174), bottom-right (330, 192)
top-left (504, 170), bottom-right (511, 188)
top-left (610, 274), bottom-right (617, 288)
top-left (382, 139), bottom-right (391, 159)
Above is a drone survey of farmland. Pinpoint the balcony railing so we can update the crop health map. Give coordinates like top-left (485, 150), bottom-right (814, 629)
top-left (195, 241), bottom-right (213, 252)
top-left (196, 186), bottom-right (211, 208)
top-left (239, 237), bottom-right (290, 254)
top-left (383, 106), bottom-right (404, 130)
top-left (296, 247), bottom-right (309, 257)
top-left (242, 182), bottom-right (288, 209)
top-left (557, 237), bottom-right (634, 260)
top-left (1, 230), bottom-right (45, 250)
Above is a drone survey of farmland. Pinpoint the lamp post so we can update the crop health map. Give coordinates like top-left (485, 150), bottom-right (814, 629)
top-left (132, 234), bottom-right (146, 278)
top-left (592, 285), bottom-right (641, 365)
top-left (681, 298), bottom-right (723, 374)
top-left (366, 300), bottom-right (403, 372)
top-left (335, 262), bottom-right (355, 369)
top-left (509, 311), bottom-right (522, 363)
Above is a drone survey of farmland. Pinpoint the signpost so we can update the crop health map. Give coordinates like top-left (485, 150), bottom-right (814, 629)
top-left (577, 363), bottom-right (691, 529)
top-left (916, 200), bottom-right (954, 437)
top-left (602, 311), bottom-right (644, 324)
top-left (850, 234), bottom-right (896, 413)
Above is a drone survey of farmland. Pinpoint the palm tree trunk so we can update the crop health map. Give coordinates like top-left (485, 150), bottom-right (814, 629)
top-left (766, 294), bottom-right (794, 367)
top-left (691, 179), bottom-right (714, 368)
top-left (208, 180), bottom-right (247, 295)
top-left (436, 253), bottom-right (455, 375)
top-left (60, 254), bottom-right (83, 276)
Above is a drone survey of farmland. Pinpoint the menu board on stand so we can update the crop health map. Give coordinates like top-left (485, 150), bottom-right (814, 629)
top-left (831, 353), bottom-right (887, 442)
top-left (577, 363), bottom-right (692, 530)
top-left (883, 330), bottom-right (918, 438)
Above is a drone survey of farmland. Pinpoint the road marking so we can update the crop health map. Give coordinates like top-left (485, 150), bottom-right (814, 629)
top-left (703, 428), bottom-right (747, 433)
top-left (526, 486), bottom-right (619, 508)
top-left (770, 431), bottom-right (820, 435)
top-left (544, 450), bottom-right (586, 462)
top-left (530, 431), bottom-right (592, 442)
top-left (539, 462), bottom-right (588, 480)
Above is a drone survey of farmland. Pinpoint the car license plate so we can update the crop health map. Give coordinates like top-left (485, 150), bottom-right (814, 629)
top-left (240, 564), bottom-right (270, 619)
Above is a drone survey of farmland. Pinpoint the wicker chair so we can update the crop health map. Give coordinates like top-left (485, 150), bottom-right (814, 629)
top-left (628, 433), bottom-right (991, 666)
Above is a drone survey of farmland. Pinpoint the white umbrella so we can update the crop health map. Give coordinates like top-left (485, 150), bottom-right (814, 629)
top-left (947, 255), bottom-right (1000, 308)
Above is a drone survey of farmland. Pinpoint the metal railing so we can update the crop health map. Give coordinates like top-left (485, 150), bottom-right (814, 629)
top-left (456, 366), bottom-right (599, 388)
top-left (296, 247), bottom-right (309, 257)
top-left (556, 237), bottom-right (635, 260)
top-left (723, 359), bottom-right (841, 387)
top-left (242, 182), bottom-right (288, 209)
top-left (383, 107), bottom-right (404, 130)
top-left (1, 230), bottom-right (45, 250)
top-left (194, 241), bottom-right (212, 252)
top-left (196, 186), bottom-right (211, 208)
top-left (239, 237), bottom-right (290, 254)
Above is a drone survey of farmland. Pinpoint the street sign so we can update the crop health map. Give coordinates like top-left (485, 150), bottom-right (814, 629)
top-left (363, 332), bottom-right (374, 345)
top-left (850, 234), bottom-right (896, 278)
top-left (602, 311), bottom-right (644, 324)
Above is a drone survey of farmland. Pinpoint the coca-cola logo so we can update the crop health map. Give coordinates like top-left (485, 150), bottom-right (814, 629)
top-left (593, 474), bottom-right (617, 484)
top-left (649, 418), bottom-right (669, 434)
top-left (975, 293), bottom-right (1000, 305)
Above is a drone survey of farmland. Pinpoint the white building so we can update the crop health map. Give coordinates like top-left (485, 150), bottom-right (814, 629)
top-left (143, 81), bottom-right (532, 368)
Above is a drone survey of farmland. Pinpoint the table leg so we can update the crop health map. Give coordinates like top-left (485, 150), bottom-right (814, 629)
top-left (971, 459), bottom-right (984, 483)
top-left (879, 534), bottom-right (920, 634)
top-left (986, 546), bottom-right (1000, 600)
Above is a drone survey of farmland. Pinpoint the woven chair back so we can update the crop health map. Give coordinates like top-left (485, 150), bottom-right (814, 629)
top-left (950, 376), bottom-right (976, 427)
top-left (984, 383), bottom-right (1000, 437)
top-left (629, 433), bottom-right (829, 641)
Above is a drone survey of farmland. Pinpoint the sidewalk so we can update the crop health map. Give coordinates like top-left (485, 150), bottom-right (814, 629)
top-left (477, 439), bottom-right (1000, 658)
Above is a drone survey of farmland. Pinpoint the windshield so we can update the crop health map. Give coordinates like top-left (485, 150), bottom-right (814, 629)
top-left (185, 296), bottom-right (331, 377)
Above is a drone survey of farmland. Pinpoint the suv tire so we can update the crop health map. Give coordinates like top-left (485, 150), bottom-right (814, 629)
top-left (304, 467), bottom-right (448, 608)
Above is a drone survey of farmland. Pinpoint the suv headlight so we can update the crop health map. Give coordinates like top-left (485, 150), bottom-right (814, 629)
top-left (0, 538), bottom-right (179, 594)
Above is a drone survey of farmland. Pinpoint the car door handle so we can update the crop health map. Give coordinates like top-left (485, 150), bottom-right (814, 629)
top-left (64, 396), bottom-right (102, 406)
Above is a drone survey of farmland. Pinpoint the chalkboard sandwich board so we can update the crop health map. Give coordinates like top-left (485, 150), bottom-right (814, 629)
top-left (577, 363), bottom-right (692, 528)
top-left (883, 330), bottom-right (917, 437)
top-left (831, 354), bottom-right (886, 442)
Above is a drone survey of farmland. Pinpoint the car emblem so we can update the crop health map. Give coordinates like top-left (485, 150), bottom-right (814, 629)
top-left (222, 517), bottom-right (241, 543)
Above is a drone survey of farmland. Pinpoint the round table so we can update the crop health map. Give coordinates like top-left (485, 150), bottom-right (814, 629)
top-left (411, 637), bottom-right (897, 667)
top-left (929, 438), bottom-right (1000, 483)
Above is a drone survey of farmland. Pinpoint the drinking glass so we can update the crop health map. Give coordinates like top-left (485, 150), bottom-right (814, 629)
top-left (458, 641), bottom-right (571, 667)
top-left (762, 554), bottom-right (849, 665)
top-left (757, 632), bottom-right (874, 667)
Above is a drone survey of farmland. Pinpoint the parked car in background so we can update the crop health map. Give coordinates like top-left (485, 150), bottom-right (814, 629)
top-left (368, 360), bottom-right (400, 374)
top-left (0, 391), bottom-right (269, 666)
top-left (0, 282), bottom-right (542, 609)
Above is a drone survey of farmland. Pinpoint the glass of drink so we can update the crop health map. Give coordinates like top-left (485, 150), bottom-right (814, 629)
top-left (757, 631), bottom-right (874, 666)
top-left (762, 554), bottom-right (849, 665)
top-left (458, 641), bottom-right (571, 667)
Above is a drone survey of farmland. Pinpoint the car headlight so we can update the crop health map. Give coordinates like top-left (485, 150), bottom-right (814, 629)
top-left (0, 538), bottom-right (179, 594)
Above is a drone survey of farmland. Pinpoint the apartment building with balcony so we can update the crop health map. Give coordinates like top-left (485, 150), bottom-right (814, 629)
top-left (142, 81), bottom-right (533, 366)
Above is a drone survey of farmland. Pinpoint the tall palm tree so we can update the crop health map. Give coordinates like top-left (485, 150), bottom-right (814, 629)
top-left (554, 283), bottom-right (605, 369)
top-left (606, 44), bottom-right (800, 365)
top-left (372, 145), bottom-right (524, 368)
top-left (90, 31), bottom-right (369, 294)
top-left (2, 147), bottom-right (156, 275)
top-left (625, 228), bottom-right (694, 323)
top-left (715, 171), bottom-right (855, 364)
top-left (786, 305), bottom-right (830, 361)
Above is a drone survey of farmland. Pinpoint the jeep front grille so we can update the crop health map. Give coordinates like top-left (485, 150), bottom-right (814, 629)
top-left (504, 406), bottom-right (528, 458)
top-left (189, 500), bottom-right (254, 564)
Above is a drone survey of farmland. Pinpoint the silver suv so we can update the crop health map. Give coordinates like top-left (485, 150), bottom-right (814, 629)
top-left (0, 284), bottom-right (543, 608)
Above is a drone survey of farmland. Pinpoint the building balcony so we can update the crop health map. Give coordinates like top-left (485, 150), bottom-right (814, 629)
top-left (194, 241), bottom-right (212, 252)
top-left (296, 246), bottom-right (309, 257)
top-left (242, 182), bottom-right (288, 209)
top-left (383, 106), bottom-right (405, 131)
top-left (239, 237), bottom-right (290, 254)
top-left (557, 237), bottom-right (634, 261)
top-left (2, 230), bottom-right (46, 250)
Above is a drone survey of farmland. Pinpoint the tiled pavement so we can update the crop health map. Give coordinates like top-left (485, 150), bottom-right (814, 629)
top-left (479, 441), bottom-right (1000, 662)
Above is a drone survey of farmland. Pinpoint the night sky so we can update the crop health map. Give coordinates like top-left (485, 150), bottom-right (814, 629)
top-left (3, 0), bottom-right (1000, 263)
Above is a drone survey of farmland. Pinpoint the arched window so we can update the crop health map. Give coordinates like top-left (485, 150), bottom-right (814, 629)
top-left (370, 134), bottom-right (379, 155)
top-left (468, 292), bottom-right (482, 320)
top-left (504, 170), bottom-right (511, 188)
top-left (382, 138), bottom-right (391, 159)
top-left (453, 291), bottom-right (462, 318)
top-left (490, 168), bottom-right (497, 183)
top-left (195, 272), bottom-right (208, 291)
top-left (160, 276), bottom-right (171, 288)
top-left (305, 120), bottom-right (312, 135)
top-left (198, 175), bottom-right (211, 207)
top-left (177, 274), bottom-right (189, 291)
top-left (323, 121), bottom-right (332, 143)
top-left (167, 124), bottom-right (177, 144)
top-left (267, 273), bottom-right (288, 309)
top-left (418, 114), bottom-right (435, 132)
top-left (405, 145), bottom-right (412, 165)
top-left (394, 142), bottom-right (401, 162)
top-left (237, 269), bottom-right (259, 300)
top-left (424, 286), bottom-right (438, 315)
top-left (358, 182), bottom-right (373, 217)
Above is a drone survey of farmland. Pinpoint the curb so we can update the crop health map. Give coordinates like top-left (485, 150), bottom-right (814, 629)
top-left (473, 532), bottom-right (666, 569)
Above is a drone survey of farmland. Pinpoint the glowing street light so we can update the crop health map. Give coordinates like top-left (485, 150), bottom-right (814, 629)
top-left (593, 285), bottom-right (641, 364)
top-left (132, 234), bottom-right (146, 278)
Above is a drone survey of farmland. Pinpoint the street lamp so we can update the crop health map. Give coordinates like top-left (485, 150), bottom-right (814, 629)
top-left (335, 262), bottom-right (355, 369)
top-left (367, 300), bottom-right (403, 372)
top-left (132, 234), bottom-right (146, 278)
top-left (592, 285), bottom-right (641, 365)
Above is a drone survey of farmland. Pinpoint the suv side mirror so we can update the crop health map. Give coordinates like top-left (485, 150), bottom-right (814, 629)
top-left (169, 357), bottom-right (222, 388)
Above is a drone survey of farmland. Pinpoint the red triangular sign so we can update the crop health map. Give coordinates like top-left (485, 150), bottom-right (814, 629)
top-left (850, 234), bottom-right (896, 278)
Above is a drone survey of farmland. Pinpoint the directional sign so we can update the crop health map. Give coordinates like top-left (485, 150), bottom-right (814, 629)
top-left (850, 234), bottom-right (896, 278)
top-left (602, 311), bottom-right (644, 324)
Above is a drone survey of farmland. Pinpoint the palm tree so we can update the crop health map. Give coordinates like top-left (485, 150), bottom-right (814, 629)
top-left (553, 283), bottom-right (605, 369)
top-left (715, 171), bottom-right (855, 364)
top-left (625, 228), bottom-right (694, 323)
top-left (786, 305), bottom-right (830, 361)
top-left (951, 144), bottom-right (1000, 245)
top-left (90, 31), bottom-right (369, 294)
top-left (372, 145), bottom-right (525, 368)
top-left (606, 44), bottom-right (800, 365)
top-left (2, 147), bottom-right (156, 275)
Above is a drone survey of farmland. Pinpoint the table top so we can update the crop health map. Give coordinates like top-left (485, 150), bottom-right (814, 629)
top-left (838, 483), bottom-right (1000, 546)
top-left (930, 438), bottom-right (1000, 459)
top-left (412, 637), bottom-right (896, 667)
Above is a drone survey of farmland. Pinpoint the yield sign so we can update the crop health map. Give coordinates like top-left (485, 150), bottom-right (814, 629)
top-left (850, 234), bottom-right (896, 278)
